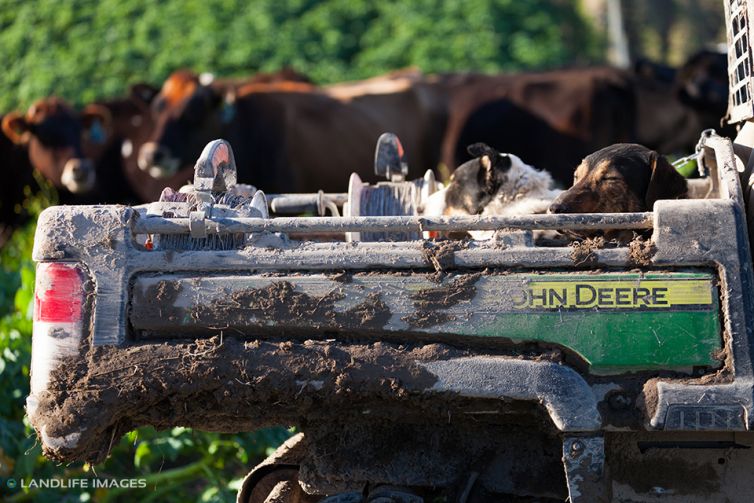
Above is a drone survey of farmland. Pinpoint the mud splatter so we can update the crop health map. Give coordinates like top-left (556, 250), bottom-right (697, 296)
top-left (132, 280), bottom-right (184, 324)
top-left (421, 240), bottom-right (459, 273)
top-left (402, 274), bottom-right (480, 329)
top-left (570, 237), bottom-right (605, 266)
top-left (191, 281), bottom-right (391, 331)
top-left (628, 236), bottom-right (656, 266)
top-left (34, 339), bottom-right (457, 464)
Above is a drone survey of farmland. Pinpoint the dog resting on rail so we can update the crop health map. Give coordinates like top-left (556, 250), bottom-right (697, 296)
top-left (423, 142), bottom-right (687, 243)
top-left (548, 143), bottom-right (688, 241)
top-left (422, 142), bottom-right (562, 240)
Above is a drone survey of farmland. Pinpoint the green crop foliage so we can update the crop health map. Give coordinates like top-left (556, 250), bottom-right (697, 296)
top-left (0, 0), bottom-right (601, 111)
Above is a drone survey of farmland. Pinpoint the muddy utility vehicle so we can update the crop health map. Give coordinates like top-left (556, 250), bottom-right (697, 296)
top-left (26, 136), bottom-right (754, 503)
top-left (25, 5), bottom-right (754, 503)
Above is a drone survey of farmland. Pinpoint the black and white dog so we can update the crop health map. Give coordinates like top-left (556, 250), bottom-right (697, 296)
top-left (422, 143), bottom-right (562, 239)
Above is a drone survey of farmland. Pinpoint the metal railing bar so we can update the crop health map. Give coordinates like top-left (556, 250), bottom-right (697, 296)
top-left (133, 212), bottom-right (654, 235)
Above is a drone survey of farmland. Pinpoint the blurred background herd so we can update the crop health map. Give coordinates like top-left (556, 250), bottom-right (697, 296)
top-left (0, 1), bottom-right (731, 501)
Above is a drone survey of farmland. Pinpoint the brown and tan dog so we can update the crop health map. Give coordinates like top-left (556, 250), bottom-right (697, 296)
top-left (549, 143), bottom-right (687, 213)
top-left (548, 143), bottom-right (687, 239)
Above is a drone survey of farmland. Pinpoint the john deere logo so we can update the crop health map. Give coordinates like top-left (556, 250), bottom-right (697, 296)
top-left (511, 279), bottom-right (713, 311)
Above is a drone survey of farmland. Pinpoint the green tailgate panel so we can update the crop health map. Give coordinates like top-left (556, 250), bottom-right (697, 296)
top-left (461, 272), bottom-right (721, 374)
top-left (132, 271), bottom-right (722, 375)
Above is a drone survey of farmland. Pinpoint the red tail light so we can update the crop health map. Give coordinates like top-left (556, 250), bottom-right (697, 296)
top-left (31, 263), bottom-right (86, 396)
top-left (34, 263), bottom-right (84, 323)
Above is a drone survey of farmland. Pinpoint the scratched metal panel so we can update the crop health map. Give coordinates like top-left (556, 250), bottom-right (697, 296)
top-left (130, 271), bottom-right (721, 374)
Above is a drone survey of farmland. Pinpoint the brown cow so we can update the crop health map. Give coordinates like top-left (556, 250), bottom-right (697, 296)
top-left (2, 84), bottom-right (165, 208)
top-left (439, 67), bottom-right (637, 183)
top-left (325, 69), bottom-right (448, 179)
top-left (1, 98), bottom-right (111, 202)
top-left (79, 83), bottom-right (168, 204)
top-left (137, 69), bottom-right (315, 180)
top-left (0, 116), bottom-right (39, 245)
top-left (137, 70), bottom-right (448, 193)
top-left (634, 50), bottom-right (735, 154)
top-left (451, 97), bottom-right (598, 187)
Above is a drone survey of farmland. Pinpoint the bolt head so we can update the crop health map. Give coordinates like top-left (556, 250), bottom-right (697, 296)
top-left (570, 440), bottom-right (584, 456)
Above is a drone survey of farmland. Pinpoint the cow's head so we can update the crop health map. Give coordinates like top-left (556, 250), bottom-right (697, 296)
top-left (138, 70), bottom-right (229, 179)
top-left (1, 98), bottom-right (111, 194)
top-left (675, 50), bottom-right (729, 116)
top-left (84, 83), bottom-right (159, 165)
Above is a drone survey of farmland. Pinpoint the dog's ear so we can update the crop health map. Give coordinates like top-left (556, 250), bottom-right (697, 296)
top-left (467, 142), bottom-right (496, 159)
top-left (480, 153), bottom-right (512, 196)
top-left (467, 143), bottom-right (511, 169)
top-left (645, 151), bottom-right (688, 209)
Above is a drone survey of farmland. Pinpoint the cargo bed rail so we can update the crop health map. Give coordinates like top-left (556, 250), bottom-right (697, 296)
top-left (132, 212), bottom-right (654, 235)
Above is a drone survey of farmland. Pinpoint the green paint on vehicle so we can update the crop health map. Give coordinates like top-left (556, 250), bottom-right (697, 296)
top-left (454, 272), bottom-right (721, 375)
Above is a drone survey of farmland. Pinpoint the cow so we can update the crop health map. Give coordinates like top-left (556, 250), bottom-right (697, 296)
top-left (137, 70), bottom-right (449, 193)
top-left (452, 98), bottom-right (595, 187)
top-left (324, 69), bottom-right (448, 180)
top-left (439, 67), bottom-right (637, 180)
top-left (1, 97), bottom-right (128, 243)
top-left (1, 98), bottom-right (111, 203)
top-left (2, 85), bottom-right (165, 209)
top-left (0, 116), bottom-right (39, 245)
top-left (675, 49), bottom-right (729, 118)
top-left (0, 81), bottom-right (165, 231)
top-left (82, 83), bottom-right (171, 204)
top-left (136, 69), bottom-right (316, 180)
top-left (634, 49), bottom-right (735, 153)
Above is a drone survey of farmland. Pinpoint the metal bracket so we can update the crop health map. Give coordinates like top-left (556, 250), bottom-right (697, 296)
top-left (189, 210), bottom-right (207, 238)
top-left (562, 435), bottom-right (609, 503)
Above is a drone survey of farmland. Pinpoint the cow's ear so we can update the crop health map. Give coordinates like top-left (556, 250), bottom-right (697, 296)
top-left (1, 112), bottom-right (31, 144)
top-left (81, 104), bottom-right (113, 145)
top-left (645, 151), bottom-right (688, 209)
top-left (129, 83), bottom-right (159, 105)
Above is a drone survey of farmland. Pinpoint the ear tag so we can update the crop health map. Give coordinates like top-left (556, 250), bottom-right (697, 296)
top-left (89, 119), bottom-right (106, 144)
top-left (221, 101), bottom-right (236, 124)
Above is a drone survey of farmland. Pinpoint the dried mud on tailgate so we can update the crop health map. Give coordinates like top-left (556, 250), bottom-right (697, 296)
top-left (32, 337), bottom-right (467, 463)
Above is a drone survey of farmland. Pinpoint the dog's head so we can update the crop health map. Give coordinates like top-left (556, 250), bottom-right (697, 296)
top-left (426, 143), bottom-right (521, 217)
top-left (548, 143), bottom-right (687, 215)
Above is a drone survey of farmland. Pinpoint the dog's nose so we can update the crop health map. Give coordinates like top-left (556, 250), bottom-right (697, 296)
top-left (548, 200), bottom-right (570, 214)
